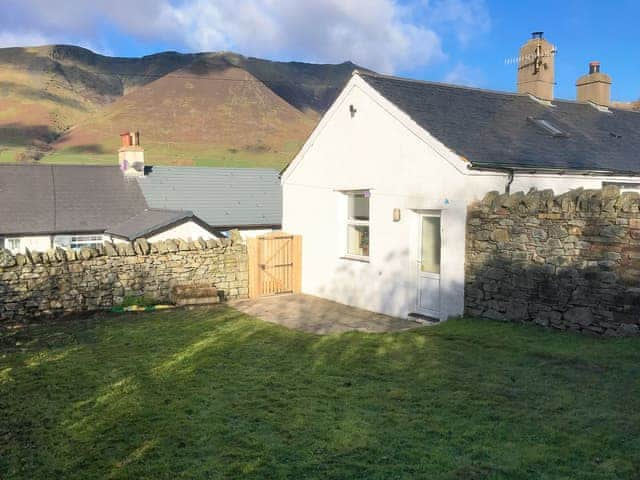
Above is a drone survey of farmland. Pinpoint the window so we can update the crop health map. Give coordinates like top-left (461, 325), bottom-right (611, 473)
top-left (54, 235), bottom-right (103, 250)
top-left (345, 191), bottom-right (370, 258)
top-left (527, 116), bottom-right (567, 137)
top-left (6, 238), bottom-right (21, 252)
top-left (420, 216), bottom-right (441, 274)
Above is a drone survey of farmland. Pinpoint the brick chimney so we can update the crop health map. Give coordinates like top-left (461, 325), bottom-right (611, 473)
top-left (517, 32), bottom-right (556, 101)
top-left (576, 61), bottom-right (612, 106)
top-left (118, 131), bottom-right (144, 177)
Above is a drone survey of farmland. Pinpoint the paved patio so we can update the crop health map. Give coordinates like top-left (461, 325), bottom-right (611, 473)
top-left (231, 294), bottom-right (422, 334)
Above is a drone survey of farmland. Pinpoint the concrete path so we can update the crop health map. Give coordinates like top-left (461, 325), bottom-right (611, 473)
top-left (231, 294), bottom-right (422, 334)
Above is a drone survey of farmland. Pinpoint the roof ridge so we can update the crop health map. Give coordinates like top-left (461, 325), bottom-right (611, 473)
top-left (358, 70), bottom-right (634, 109)
top-left (357, 70), bottom-right (525, 98)
top-left (0, 164), bottom-right (120, 168)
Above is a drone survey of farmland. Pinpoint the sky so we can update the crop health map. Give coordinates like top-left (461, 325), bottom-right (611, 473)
top-left (0, 0), bottom-right (638, 101)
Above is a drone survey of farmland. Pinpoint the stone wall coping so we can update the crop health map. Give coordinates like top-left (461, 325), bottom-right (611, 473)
top-left (0, 232), bottom-right (244, 270)
top-left (475, 185), bottom-right (640, 216)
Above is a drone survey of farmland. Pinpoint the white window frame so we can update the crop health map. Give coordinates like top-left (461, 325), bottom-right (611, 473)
top-left (6, 238), bottom-right (21, 252)
top-left (343, 190), bottom-right (370, 260)
top-left (55, 234), bottom-right (104, 250)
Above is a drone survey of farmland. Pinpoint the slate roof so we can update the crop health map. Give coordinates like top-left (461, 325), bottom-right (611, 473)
top-left (360, 72), bottom-right (640, 174)
top-left (0, 165), bottom-right (147, 236)
top-left (136, 167), bottom-right (282, 228)
top-left (105, 209), bottom-right (201, 241)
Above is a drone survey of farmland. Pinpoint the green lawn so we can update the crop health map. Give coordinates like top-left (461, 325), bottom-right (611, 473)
top-left (1, 307), bottom-right (639, 479)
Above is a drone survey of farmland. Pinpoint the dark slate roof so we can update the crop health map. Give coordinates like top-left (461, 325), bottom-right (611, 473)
top-left (105, 209), bottom-right (200, 241)
top-left (0, 165), bottom-right (147, 236)
top-left (360, 72), bottom-right (640, 174)
top-left (136, 167), bottom-right (282, 228)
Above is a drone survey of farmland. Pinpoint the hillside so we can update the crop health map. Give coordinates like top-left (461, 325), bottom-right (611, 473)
top-left (0, 45), bottom-right (358, 167)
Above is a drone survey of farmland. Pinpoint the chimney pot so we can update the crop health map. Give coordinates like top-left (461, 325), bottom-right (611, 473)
top-left (118, 131), bottom-right (144, 177)
top-left (120, 132), bottom-right (132, 148)
top-left (576, 62), bottom-right (611, 106)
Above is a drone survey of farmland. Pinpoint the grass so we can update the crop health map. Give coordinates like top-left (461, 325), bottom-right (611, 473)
top-left (1, 308), bottom-right (639, 479)
top-left (37, 142), bottom-right (298, 169)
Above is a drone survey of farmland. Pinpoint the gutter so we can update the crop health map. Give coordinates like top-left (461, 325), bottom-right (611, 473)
top-left (468, 163), bottom-right (640, 178)
top-left (468, 163), bottom-right (640, 194)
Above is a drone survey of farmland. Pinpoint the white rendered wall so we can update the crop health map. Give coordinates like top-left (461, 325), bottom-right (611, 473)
top-left (3, 236), bottom-right (51, 254)
top-left (282, 78), bottom-right (506, 320)
top-left (511, 173), bottom-right (640, 194)
top-left (145, 221), bottom-right (216, 243)
top-left (237, 229), bottom-right (274, 239)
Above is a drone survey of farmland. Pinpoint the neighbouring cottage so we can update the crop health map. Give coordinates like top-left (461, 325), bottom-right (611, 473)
top-left (0, 132), bottom-right (281, 253)
top-left (282, 32), bottom-right (640, 322)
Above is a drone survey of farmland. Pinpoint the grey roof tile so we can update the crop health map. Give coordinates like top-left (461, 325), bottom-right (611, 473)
top-left (0, 165), bottom-right (147, 236)
top-left (105, 209), bottom-right (198, 241)
top-left (137, 166), bottom-right (282, 227)
top-left (360, 72), bottom-right (640, 174)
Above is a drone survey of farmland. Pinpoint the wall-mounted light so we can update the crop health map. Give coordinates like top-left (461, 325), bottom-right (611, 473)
top-left (393, 208), bottom-right (401, 222)
top-left (349, 104), bottom-right (357, 118)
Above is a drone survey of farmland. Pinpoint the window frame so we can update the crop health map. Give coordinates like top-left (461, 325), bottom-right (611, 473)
top-left (6, 237), bottom-right (21, 252)
top-left (54, 234), bottom-right (104, 250)
top-left (343, 190), bottom-right (371, 260)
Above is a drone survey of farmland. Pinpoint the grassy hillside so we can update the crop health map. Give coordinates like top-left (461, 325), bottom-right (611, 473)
top-left (0, 45), bottom-right (356, 168)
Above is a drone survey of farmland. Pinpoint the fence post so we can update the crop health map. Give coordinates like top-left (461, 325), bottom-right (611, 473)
top-left (247, 237), bottom-right (260, 298)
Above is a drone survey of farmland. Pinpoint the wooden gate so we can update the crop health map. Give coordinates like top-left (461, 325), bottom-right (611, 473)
top-left (247, 232), bottom-right (302, 298)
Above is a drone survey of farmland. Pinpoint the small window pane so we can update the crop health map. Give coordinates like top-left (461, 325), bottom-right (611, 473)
top-left (348, 193), bottom-right (369, 221)
top-left (421, 216), bottom-right (441, 274)
top-left (7, 238), bottom-right (21, 251)
top-left (347, 224), bottom-right (369, 257)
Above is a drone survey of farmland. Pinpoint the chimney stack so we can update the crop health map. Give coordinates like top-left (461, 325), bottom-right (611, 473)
top-left (118, 131), bottom-right (144, 177)
top-left (576, 61), bottom-right (611, 106)
top-left (517, 32), bottom-right (555, 101)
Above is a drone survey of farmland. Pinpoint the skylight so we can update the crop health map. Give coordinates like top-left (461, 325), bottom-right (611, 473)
top-left (527, 117), bottom-right (567, 137)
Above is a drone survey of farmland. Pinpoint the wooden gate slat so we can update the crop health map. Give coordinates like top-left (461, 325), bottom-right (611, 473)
top-left (248, 231), bottom-right (301, 298)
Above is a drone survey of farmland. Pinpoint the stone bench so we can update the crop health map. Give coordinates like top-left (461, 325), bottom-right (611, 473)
top-left (170, 283), bottom-right (220, 306)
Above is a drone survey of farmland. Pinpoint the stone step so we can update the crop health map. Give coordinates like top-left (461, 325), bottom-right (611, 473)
top-left (171, 283), bottom-right (221, 306)
top-left (407, 312), bottom-right (440, 325)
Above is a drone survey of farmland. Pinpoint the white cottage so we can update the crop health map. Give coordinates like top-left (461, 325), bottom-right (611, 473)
top-left (0, 133), bottom-right (281, 253)
top-left (282, 36), bottom-right (640, 321)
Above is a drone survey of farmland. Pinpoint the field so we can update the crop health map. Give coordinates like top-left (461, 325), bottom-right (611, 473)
top-left (1, 307), bottom-right (639, 479)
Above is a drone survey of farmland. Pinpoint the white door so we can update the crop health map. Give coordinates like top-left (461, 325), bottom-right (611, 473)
top-left (417, 213), bottom-right (441, 316)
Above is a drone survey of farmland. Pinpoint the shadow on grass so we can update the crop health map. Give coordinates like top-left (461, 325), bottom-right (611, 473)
top-left (1, 307), bottom-right (639, 479)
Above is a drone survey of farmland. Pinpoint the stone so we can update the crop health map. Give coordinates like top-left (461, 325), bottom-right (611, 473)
top-left (0, 248), bottom-right (16, 268)
top-left (164, 240), bottom-right (178, 253)
top-left (104, 242), bottom-right (119, 257)
top-left (229, 229), bottom-right (243, 244)
top-left (79, 247), bottom-right (94, 260)
top-left (466, 187), bottom-right (640, 336)
top-left (563, 307), bottom-right (593, 326)
top-left (0, 241), bottom-right (249, 322)
top-left (490, 229), bottom-right (510, 242)
top-left (133, 238), bottom-right (150, 255)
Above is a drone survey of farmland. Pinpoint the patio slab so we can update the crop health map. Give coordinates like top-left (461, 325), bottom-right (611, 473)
top-left (231, 294), bottom-right (422, 334)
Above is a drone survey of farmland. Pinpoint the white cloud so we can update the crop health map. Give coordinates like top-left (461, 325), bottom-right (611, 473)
top-left (0, 0), bottom-right (491, 73)
top-left (443, 62), bottom-right (484, 87)
top-left (0, 31), bottom-right (52, 48)
top-left (429, 0), bottom-right (491, 45)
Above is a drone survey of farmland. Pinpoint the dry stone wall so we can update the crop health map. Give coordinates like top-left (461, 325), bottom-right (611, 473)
top-left (0, 236), bottom-right (248, 323)
top-left (466, 185), bottom-right (640, 336)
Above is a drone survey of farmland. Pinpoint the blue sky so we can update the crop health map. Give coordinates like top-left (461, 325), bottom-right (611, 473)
top-left (1, 0), bottom-right (638, 101)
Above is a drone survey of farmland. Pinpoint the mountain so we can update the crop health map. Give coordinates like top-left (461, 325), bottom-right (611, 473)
top-left (0, 45), bottom-right (359, 167)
